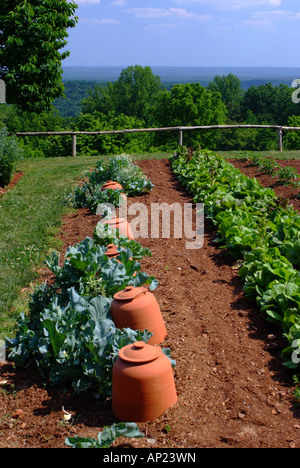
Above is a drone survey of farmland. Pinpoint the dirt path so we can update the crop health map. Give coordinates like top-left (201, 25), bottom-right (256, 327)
top-left (0, 158), bottom-right (299, 448)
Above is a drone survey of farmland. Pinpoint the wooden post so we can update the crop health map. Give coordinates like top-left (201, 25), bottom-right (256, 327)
top-left (178, 130), bottom-right (183, 146)
top-left (277, 128), bottom-right (283, 152)
top-left (72, 134), bottom-right (77, 157)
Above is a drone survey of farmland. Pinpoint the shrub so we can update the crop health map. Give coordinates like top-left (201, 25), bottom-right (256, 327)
top-left (70, 154), bottom-right (154, 213)
top-left (0, 127), bottom-right (23, 186)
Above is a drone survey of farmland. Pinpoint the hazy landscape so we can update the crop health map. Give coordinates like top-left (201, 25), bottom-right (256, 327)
top-left (62, 65), bottom-right (300, 89)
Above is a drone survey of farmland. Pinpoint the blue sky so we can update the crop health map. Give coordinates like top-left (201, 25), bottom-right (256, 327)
top-left (64, 0), bottom-right (300, 67)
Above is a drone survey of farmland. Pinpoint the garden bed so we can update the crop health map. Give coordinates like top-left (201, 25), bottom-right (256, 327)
top-left (0, 157), bottom-right (299, 449)
top-left (229, 158), bottom-right (300, 213)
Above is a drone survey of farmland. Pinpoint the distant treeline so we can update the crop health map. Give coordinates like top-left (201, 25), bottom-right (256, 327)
top-left (54, 81), bottom-right (108, 118)
top-left (54, 77), bottom-right (299, 118)
top-left (1, 65), bottom-right (300, 157)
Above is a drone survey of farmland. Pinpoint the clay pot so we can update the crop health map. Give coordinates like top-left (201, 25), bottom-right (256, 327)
top-left (101, 180), bottom-right (123, 191)
top-left (101, 180), bottom-right (127, 203)
top-left (112, 341), bottom-right (177, 422)
top-left (111, 286), bottom-right (167, 345)
top-left (103, 217), bottom-right (134, 240)
top-left (104, 243), bottom-right (120, 259)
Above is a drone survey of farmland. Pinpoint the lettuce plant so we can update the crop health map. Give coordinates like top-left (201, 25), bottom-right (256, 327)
top-left (170, 147), bottom-right (300, 374)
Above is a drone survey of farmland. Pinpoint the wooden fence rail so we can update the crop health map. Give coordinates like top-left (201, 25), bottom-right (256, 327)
top-left (14, 124), bottom-right (300, 156)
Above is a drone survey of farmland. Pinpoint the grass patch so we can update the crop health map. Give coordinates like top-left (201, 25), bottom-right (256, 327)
top-left (218, 150), bottom-right (300, 160)
top-left (0, 155), bottom-right (102, 339)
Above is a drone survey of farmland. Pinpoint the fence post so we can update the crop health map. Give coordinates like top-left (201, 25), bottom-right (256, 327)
top-left (178, 130), bottom-right (183, 146)
top-left (72, 134), bottom-right (77, 157)
top-left (277, 128), bottom-right (283, 152)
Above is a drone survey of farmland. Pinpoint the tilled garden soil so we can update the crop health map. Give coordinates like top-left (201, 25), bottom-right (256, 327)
top-left (0, 157), bottom-right (300, 449)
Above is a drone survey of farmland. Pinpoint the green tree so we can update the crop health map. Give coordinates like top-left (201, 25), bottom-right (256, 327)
top-left (285, 115), bottom-right (300, 150)
top-left (158, 82), bottom-right (226, 126)
top-left (81, 66), bottom-right (162, 125)
top-left (81, 82), bottom-right (116, 116)
top-left (208, 73), bottom-right (243, 122)
top-left (0, 0), bottom-right (78, 112)
top-left (113, 65), bottom-right (162, 122)
top-left (242, 83), bottom-right (300, 125)
top-left (155, 82), bottom-right (227, 149)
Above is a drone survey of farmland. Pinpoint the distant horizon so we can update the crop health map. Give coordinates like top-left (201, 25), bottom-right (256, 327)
top-left (63, 65), bottom-right (300, 68)
top-left (61, 65), bottom-right (300, 88)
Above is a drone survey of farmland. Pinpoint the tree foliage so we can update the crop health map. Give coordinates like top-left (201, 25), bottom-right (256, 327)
top-left (81, 65), bottom-right (162, 125)
top-left (0, 0), bottom-right (78, 112)
top-left (2, 63), bottom-right (300, 155)
top-left (241, 83), bottom-right (300, 125)
top-left (208, 73), bottom-right (244, 121)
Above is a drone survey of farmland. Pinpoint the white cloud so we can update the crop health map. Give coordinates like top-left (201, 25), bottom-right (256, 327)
top-left (252, 9), bottom-right (292, 18)
top-left (174, 0), bottom-right (281, 9)
top-left (111, 0), bottom-right (127, 6)
top-left (241, 18), bottom-right (275, 30)
top-left (126, 7), bottom-right (212, 21)
top-left (80, 17), bottom-right (120, 25)
top-left (145, 23), bottom-right (178, 32)
top-left (76, 0), bottom-right (101, 4)
top-left (239, 8), bottom-right (299, 29)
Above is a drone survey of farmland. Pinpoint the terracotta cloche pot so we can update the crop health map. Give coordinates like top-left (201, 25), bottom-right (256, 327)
top-left (104, 243), bottom-right (120, 259)
top-left (103, 217), bottom-right (134, 240)
top-left (101, 180), bottom-right (123, 191)
top-left (101, 180), bottom-right (127, 202)
top-left (111, 286), bottom-right (167, 345)
top-left (112, 341), bottom-right (177, 422)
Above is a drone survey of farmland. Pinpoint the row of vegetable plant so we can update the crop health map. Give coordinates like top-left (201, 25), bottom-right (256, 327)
top-left (68, 154), bottom-right (154, 213)
top-left (5, 155), bottom-right (167, 401)
top-left (239, 151), bottom-right (300, 187)
top-left (170, 146), bottom-right (300, 376)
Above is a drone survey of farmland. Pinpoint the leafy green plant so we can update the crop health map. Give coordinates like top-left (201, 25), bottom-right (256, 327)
top-left (0, 127), bottom-right (23, 186)
top-left (276, 166), bottom-right (299, 186)
top-left (69, 154), bottom-right (153, 213)
top-left (170, 146), bottom-right (300, 375)
top-left (249, 154), bottom-right (279, 176)
top-left (88, 154), bottom-right (154, 196)
top-left (5, 230), bottom-right (160, 395)
top-left (65, 422), bottom-right (144, 448)
top-left (291, 376), bottom-right (300, 407)
top-left (237, 151), bottom-right (252, 162)
top-left (250, 153), bottom-right (263, 167)
top-left (260, 158), bottom-right (279, 176)
top-left (72, 185), bottom-right (126, 214)
top-left (45, 238), bottom-right (158, 299)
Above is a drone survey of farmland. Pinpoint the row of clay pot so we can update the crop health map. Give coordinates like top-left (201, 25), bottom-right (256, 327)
top-left (100, 180), bottom-right (177, 423)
